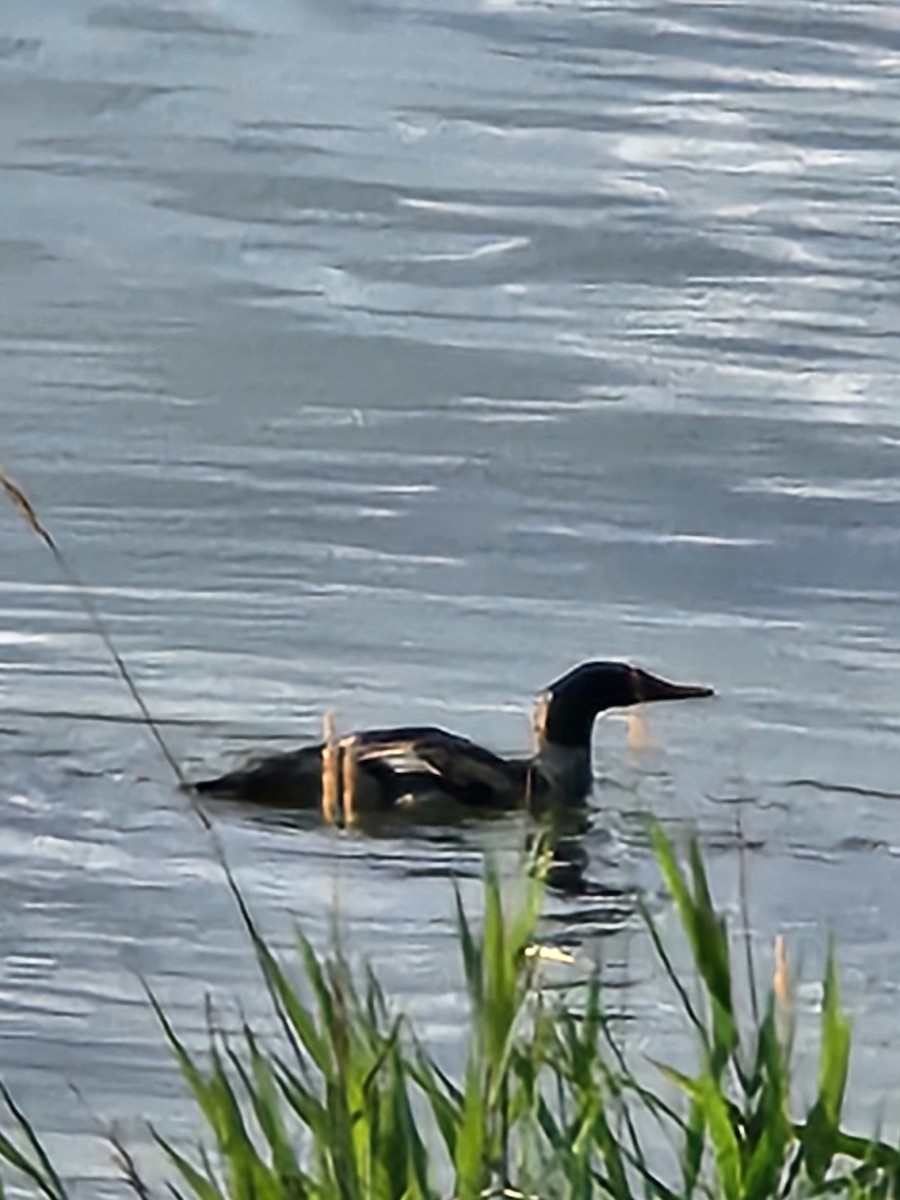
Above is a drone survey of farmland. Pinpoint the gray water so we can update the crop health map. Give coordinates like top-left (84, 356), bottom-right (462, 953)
top-left (1, 0), bottom-right (899, 1190)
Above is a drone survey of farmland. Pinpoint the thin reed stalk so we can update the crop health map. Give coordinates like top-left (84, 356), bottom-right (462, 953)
top-left (321, 710), bottom-right (340, 826)
top-left (1, 465), bottom-right (190, 794)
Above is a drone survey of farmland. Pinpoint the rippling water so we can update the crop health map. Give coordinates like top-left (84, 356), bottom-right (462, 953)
top-left (1, 0), bottom-right (899, 1190)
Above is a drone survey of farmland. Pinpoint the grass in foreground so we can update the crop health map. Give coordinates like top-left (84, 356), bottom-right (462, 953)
top-left (1, 827), bottom-right (898, 1200)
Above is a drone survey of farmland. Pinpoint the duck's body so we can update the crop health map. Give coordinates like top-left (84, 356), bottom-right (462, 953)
top-left (192, 661), bottom-right (712, 812)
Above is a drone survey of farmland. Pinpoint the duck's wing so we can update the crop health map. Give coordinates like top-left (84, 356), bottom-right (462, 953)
top-left (192, 742), bottom-right (399, 809)
top-left (193, 725), bottom-right (527, 810)
top-left (353, 726), bottom-right (526, 807)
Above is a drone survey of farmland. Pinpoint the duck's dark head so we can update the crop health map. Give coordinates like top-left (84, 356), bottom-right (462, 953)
top-left (536, 661), bottom-right (713, 751)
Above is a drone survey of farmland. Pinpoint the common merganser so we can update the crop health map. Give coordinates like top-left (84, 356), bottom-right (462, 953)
top-left (192, 661), bottom-right (712, 812)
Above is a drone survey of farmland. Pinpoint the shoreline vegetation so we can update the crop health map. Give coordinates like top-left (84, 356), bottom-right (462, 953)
top-left (2, 466), bottom-right (897, 1197)
top-left (1, 828), bottom-right (898, 1200)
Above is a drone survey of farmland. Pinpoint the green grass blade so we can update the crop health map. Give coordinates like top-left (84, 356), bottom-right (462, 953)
top-left (638, 894), bottom-right (706, 1044)
top-left (682, 1095), bottom-right (705, 1199)
top-left (453, 1059), bottom-right (487, 1200)
top-left (0, 1128), bottom-right (62, 1200)
top-left (234, 1031), bottom-right (313, 1192)
top-left (274, 1057), bottom-right (329, 1145)
top-left (652, 1065), bottom-right (705, 1196)
top-left (382, 1045), bottom-right (433, 1200)
top-left (698, 1076), bottom-right (742, 1200)
top-left (0, 1086), bottom-right (67, 1200)
top-left (205, 1040), bottom-right (279, 1200)
top-left (454, 883), bottom-right (482, 1013)
top-left (741, 1004), bottom-right (794, 1200)
top-left (409, 1051), bottom-right (462, 1164)
top-left (146, 991), bottom-right (223, 1135)
top-left (819, 943), bottom-right (851, 1125)
top-left (652, 828), bottom-right (736, 1073)
top-left (152, 1131), bottom-right (226, 1200)
top-left (687, 840), bottom-right (737, 1072)
top-left (248, 934), bottom-right (329, 1076)
top-left (614, 1140), bottom-right (684, 1200)
top-left (482, 862), bottom-right (512, 1073)
top-left (801, 943), bottom-right (853, 1186)
top-left (295, 934), bottom-right (337, 1055)
top-left (589, 1104), bottom-right (631, 1200)
top-left (224, 872), bottom-right (310, 1072)
top-left (830, 1130), bottom-right (900, 1170)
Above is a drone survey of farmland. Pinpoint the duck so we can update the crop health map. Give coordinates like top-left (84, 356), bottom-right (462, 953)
top-left (191, 661), bottom-right (713, 815)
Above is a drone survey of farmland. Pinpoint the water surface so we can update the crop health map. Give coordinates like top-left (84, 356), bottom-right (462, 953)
top-left (1, 0), bottom-right (899, 1189)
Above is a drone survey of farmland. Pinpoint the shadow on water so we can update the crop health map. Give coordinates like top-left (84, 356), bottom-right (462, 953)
top-left (211, 787), bottom-right (639, 929)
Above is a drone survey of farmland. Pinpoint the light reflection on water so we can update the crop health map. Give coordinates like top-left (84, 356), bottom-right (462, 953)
top-left (1, 0), bottom-right (899, 1188)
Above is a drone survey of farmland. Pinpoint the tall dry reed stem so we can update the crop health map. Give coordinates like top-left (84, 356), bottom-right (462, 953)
top-left (0, 464), bottom-right (191, 798)
top-left (341, 736), bottom-right (358, 825)
top-left (321, 710), bottom-right (340, 826)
